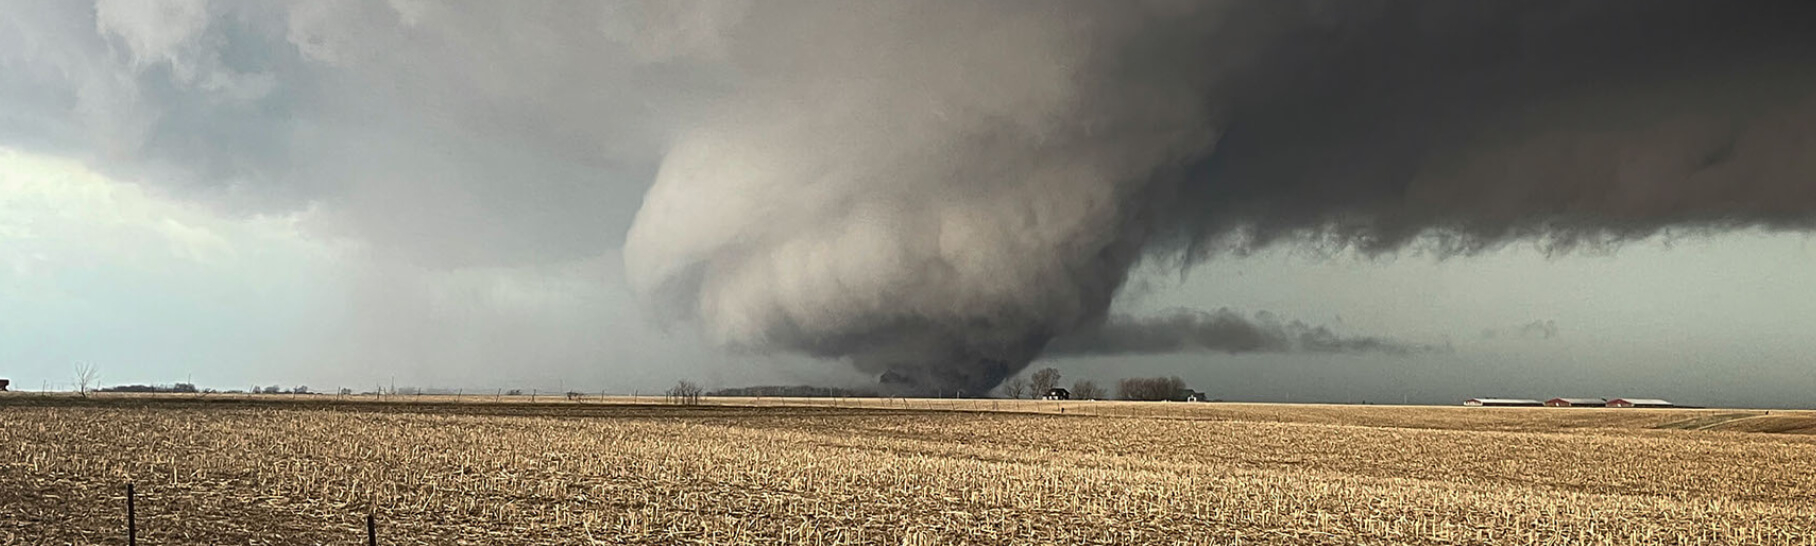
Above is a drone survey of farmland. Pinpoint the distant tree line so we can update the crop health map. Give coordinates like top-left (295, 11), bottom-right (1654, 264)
top-left (97, 383), bottom-right (201, 393)
top-left (250, 385), bottom-right (312, 394)
top-left (1116, 376), bottom-right (1191, 401)
top-left (85, 382), bottom-right (320, 395)
top-left (711, 385), bottom-right (878, 397)
top-left (64, 370), bottom-right (1202, 404)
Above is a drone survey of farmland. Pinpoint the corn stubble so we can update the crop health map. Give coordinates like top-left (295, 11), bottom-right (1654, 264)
top-left (3, 400), bottom-right (1814, 545)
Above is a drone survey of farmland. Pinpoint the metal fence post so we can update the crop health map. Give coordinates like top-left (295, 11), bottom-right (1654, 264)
top-left (367, 514), bottom-right (377, 546)
top-left (126, 483), bottom-right (136, 546)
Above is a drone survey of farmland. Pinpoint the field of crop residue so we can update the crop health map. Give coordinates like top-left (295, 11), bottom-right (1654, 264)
top-left (4, 396), bottom-right (1815, 545)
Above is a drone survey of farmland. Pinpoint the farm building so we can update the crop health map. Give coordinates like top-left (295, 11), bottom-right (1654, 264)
top-left (1463, 398), bottom-right (1543, 407)
top-left (1042, 388), bottom-right (1070, 400)
top-left (1545, 398), bottom-right (1607, 407)
top-left (1607, 398), bottom-right (1674, 408)
top-left (1182, 390), bottom-right (1209, 402)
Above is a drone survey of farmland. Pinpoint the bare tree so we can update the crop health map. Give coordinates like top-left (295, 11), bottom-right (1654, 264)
top-left (1029, 367), bottom-right (1062, 396)
top-left (1116, 376), bottom-right (1189, 401)
top-left (667, 380), bottom-right (703, 405)
top-left (1071, 380), bottom-right (1106, 400)
top-left (999, 377), bottom-right (1029, 399)
top-left (73, 362), bottom-right (98, 397)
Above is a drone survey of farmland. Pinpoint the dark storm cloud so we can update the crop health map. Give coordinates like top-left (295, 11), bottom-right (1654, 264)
top-left (5, 1), bottom-right (1816, 394)
top-left (1156, 1), bottom-right (1816, 258)
top-left (627, 1), bottom-right (1816, 393)
top-left (1047, 309), bottom-right (1446, 357)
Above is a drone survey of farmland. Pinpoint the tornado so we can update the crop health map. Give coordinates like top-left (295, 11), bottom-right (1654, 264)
top-left (624, 1), bottom-right (1816, 395)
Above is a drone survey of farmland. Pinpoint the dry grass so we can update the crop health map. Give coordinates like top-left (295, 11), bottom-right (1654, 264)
top-left (3, 394), bottom-right (1814, 545)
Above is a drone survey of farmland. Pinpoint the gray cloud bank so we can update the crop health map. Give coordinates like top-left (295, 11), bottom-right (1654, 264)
top-left (1048, 309), bottom-right (1447, 357)
top-left (5, 1), bottom-right (1816, 394)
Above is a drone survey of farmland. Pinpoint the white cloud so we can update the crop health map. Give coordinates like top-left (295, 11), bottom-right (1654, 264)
top-left (0, 146), bottom-right (336, 274)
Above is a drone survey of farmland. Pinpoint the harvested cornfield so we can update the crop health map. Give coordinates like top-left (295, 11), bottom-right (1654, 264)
top-left (3, 396), bottom-right (1814, 545)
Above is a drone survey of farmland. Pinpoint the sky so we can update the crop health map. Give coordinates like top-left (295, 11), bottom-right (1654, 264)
top-left (2, 1), bottom-right (1814, 407)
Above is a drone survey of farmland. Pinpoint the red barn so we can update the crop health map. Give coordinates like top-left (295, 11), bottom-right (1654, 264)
top-left (1607, 398), bottom-right (1674, 408)
top-left (1545, 398), bottom-right (1606, 407)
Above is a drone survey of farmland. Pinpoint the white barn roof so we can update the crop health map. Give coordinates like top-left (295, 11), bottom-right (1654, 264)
top-left (1612, 398), bottom-right (1674, 406)
top-left (1466, 398), bottom-right (1543, 405)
